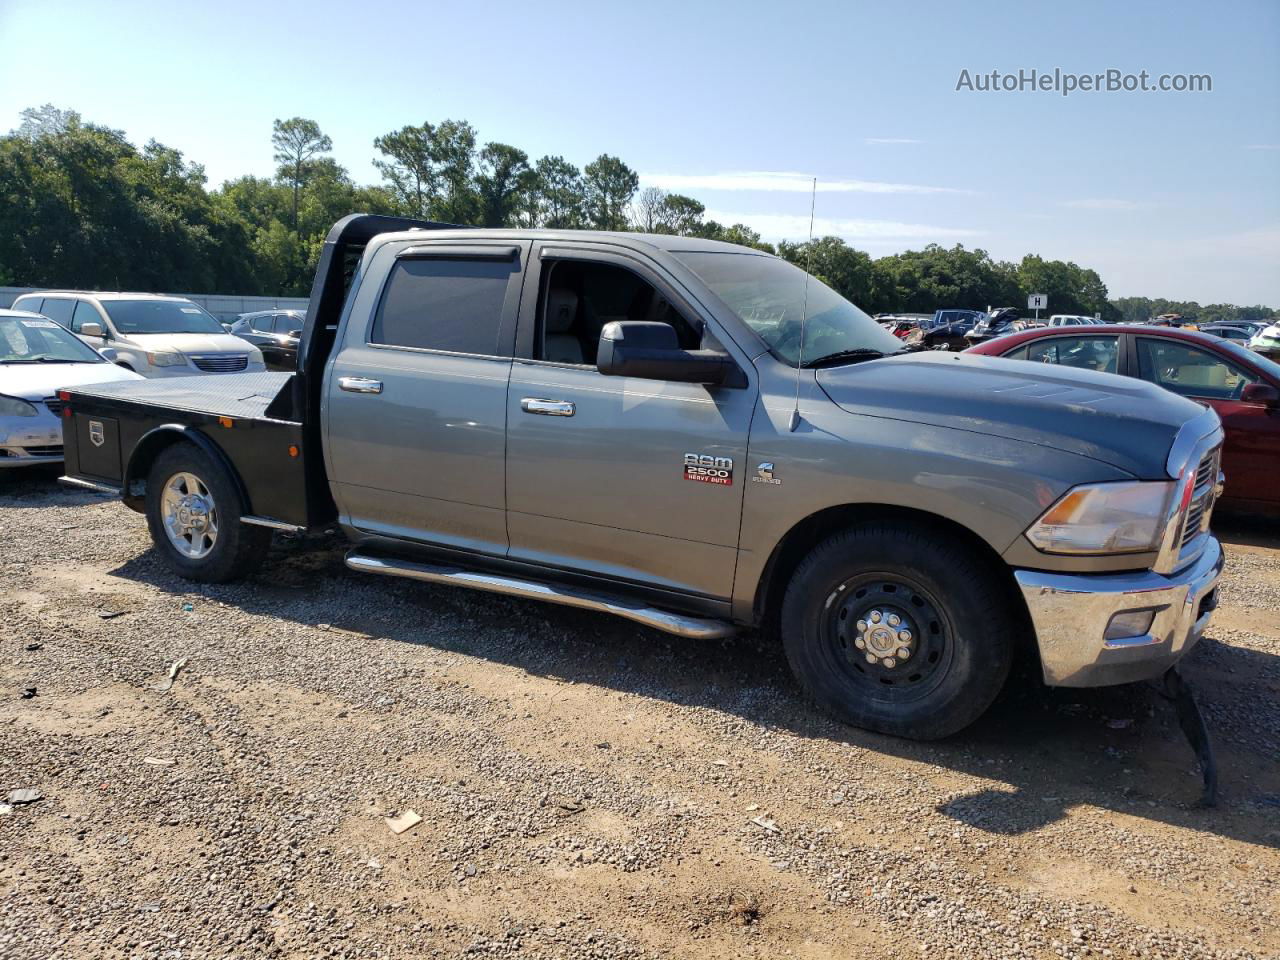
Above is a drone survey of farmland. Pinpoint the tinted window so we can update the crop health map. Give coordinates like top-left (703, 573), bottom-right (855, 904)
top-left (1020, 336), bottom-right (1118, 374)
top-left (13, 296), bottom-right (42, 314)
top-left (277, 313), bottom-right (304, 334)
top-left (250, 314), bottom-right (273, 332)
top-left (40, 297), bottom-right (75, 325)
top-left (1137, 338), bottom-right (1257, 400)
top-left (372, 257), bottom-right (513, 355)
top-left (71, 300), bottom-right (101, 333)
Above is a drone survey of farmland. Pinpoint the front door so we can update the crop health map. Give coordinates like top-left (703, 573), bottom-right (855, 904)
top-left (1133, 336), bottom-right (1279, 506)
top-left (504, 245), bottom-right (757, 600)
top-left (324, 239), bottom-right (530, 554)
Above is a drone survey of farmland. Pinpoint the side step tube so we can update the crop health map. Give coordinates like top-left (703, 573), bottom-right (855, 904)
top-left (345, 552), bottom-right (736, 640)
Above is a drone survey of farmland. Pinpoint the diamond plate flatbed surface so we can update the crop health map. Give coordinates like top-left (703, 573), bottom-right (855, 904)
top-left (67, 372), bottom-right (296, 422)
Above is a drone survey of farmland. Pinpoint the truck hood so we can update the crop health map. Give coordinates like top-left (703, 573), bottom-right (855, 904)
top-left (0, 361), bottom-right (144, 401)
top-left (816, 351), bottom-right (1206, 478)
top-left (120, 332), bottom-right (256, 354)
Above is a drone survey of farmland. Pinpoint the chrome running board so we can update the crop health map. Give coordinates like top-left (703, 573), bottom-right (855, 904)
top-left (345, 552), bottom-right (736, 640)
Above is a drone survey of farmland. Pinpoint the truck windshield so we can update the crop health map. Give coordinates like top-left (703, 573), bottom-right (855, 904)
top-left (0, 316), bottom-right (106, 363)
top-left (676, 252), bottom-right (903, 366)
top-left (103, 300), bottom-right (226, 335)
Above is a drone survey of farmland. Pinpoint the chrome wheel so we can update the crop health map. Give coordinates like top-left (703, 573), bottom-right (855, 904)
top-left (160, 471), bottom-right (219, 559)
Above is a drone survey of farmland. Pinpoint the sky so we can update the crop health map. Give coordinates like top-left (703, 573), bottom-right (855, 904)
top-left (1, 0), bottom-right (1277, 305)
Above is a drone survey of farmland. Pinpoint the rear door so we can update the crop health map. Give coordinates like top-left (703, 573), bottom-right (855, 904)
top-left (504, 243), bottom-right (757, 600)
top-left (324, 238), bottom-right (531, 555)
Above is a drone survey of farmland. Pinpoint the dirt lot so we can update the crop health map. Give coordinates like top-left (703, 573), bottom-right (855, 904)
top-left (1, 468), bottom-right (1277, 960)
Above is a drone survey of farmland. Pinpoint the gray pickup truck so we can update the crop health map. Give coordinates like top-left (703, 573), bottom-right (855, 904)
top-left (57, 215), bottom-right (1225, 741)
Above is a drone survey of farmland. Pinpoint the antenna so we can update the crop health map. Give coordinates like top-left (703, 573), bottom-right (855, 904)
top-left (788, 177), bottom-right (818, 432)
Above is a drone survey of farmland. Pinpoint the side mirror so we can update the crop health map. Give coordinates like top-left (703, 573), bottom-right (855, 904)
top-left (596, 321), bottom-right (733, 385)
top-left (1241, 383), bottom-right (1280, 407)
top-left (80, 322), bottom-right (104, 338)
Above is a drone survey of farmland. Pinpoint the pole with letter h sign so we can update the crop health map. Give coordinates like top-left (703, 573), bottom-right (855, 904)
top-left (1028, 293), bottom-right (1047, 321)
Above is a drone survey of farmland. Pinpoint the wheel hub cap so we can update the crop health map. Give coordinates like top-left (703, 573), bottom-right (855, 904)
top-left (161, 472), bottom-right (219, 559)
top-left (853, 608), bottom-right (916, 669)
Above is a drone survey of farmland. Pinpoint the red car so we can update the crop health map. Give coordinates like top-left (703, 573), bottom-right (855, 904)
top-left (966, 325), bottom-right (1280, 514)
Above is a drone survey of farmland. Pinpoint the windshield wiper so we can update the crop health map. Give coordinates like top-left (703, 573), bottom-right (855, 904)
top-left (801, 348), bottom-right (904, 369)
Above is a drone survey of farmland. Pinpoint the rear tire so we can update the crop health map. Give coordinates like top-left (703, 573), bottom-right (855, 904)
top-left (145, 443), bottom-right (270, 583)
top-left (780, 524), bottom-right (1015, 740)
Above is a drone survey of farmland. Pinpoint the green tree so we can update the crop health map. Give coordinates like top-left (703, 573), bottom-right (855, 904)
top-left (271, 117), bottom-right (332, 232)
top-left (373, 123), bottom-right (437, 218)
top-left (476, 142), bottom-right (531, 227)
top-left (778, 237), bottom-right (877, 306)
top-left (583, 154), bottom-right (638, 230)
top-left (429, 119), bottom-right (479, 224)
top-left (534, 155), bottom-right (585, 228)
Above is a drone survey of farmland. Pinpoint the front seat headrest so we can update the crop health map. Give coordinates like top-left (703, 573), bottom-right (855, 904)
top-left (546, 289), bottom-right (578, 333)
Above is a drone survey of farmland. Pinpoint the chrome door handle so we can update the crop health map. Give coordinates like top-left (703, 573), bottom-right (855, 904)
top-left (521, 397), bottom-right (575, 417)
top-left (338, 377), bottom-right (383, 394)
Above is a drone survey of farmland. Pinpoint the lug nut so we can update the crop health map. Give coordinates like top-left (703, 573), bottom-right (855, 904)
top-left (870, 610), bottom-right (882, 623)
top-left (854, 638), bottom-right (866, 650)
top-left (898, 629), bottom-right (912, 643)
top-left (865, 653), bottom-right (877, 664)
top-left (887, 614), bottom-right (901, 627)
top-left (897, 647), bottom-right (911, 659)
top-left (883, 657), bottom-right (896, 668)
top-left (856, 620), bottom-right (867, 632)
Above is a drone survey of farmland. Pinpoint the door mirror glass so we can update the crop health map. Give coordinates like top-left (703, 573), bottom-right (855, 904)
top-left (1241, 382), bottom-right (1280, 407)
top-left (596, 321), bottom-right (731, 384)
top-left (80, 322), bottom-right (104, 338)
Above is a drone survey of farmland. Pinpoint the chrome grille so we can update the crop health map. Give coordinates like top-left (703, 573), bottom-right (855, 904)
top-left (1181, 446), bottom-right (1221, 547)
top-left (190, 354), bottom-right (249, 373)
top-left (42, 397), bottom-right (63, 416)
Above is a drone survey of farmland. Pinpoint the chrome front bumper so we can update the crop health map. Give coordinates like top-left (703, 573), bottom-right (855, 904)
top-left (1014, 536), bottom-right (1224, 687)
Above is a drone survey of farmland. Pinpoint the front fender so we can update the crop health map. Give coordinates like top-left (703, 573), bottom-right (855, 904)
top-left (731, 393), bottom-right (1134, 622)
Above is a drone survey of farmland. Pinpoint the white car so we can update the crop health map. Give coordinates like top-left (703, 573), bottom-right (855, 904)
top-left (0, 309), bottom-right (145, 468)
top-left (9, 291), bottom-right (265, 378)
top-left (1047, 314), bottom-right (1098, 327)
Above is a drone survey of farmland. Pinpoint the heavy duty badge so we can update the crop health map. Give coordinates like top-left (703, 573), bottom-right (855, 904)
top-left (683, 453), bottom-right (733, 485)
top-left (88, 420), bottom-right (105, 448)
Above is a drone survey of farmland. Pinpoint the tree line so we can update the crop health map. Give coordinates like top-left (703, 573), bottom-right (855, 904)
top-left (1, 105), bottom-right (1273, 325)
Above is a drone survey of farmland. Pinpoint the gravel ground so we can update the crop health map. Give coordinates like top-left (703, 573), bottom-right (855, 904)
top-left (1, 467), bottom-right (1277, 960)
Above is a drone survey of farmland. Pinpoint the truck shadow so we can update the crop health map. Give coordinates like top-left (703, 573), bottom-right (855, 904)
top-left (107, 525), bottom-right (1280, 852)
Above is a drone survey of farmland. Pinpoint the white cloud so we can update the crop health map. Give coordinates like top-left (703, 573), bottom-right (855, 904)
top-left (639, 170), bottom-right (971, 196)
top-left (864, 137), bottom-right (924, 145)
top-left (703, 209), bottom-right (983, 243)
top-left (1058, 198), bottom-right (1141, 211)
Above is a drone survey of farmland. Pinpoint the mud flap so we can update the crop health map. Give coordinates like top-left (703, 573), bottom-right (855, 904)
top-left (1158, 666), bottom-right (1218, 807)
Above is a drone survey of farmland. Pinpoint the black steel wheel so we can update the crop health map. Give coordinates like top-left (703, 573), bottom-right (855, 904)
top-left (781, 523), bottom-right (1016, 739)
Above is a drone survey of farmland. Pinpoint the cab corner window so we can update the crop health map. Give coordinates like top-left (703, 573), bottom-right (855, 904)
top-left (1137, 338), bottom-right (1256, 399)
top-left (536, 260), bottom-right (700, 366)
top-left (372, 257), bottom-right (514, 356)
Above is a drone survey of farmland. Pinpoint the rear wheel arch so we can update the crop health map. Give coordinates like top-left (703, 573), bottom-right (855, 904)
top-left (124, 427), bottom-right (250, 515)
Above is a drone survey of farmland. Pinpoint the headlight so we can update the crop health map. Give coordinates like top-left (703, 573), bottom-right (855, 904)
top-left (146, 350), bottom-right (186, 367)
top-left (247, 346), bottom-right (264, 363)
top-left (1026, 480), bottom-right (1175, 555)
top-left (0, 394), bottom-right (39, 417)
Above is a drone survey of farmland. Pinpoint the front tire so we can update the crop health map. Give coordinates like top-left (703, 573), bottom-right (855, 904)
top-left (145, 443), bottom-right (270, 583)
top-left (780, 524), bottom-right (1015, 740)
